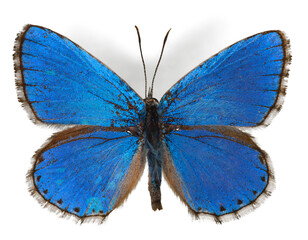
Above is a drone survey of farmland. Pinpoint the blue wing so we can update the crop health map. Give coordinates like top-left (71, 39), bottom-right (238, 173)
top-left (162, 126), bottom-right (273, 222)
top-left (159, 31), bottom-right (290, 127)
top-left (30, 126), bottom-right (145, 221)
top-left (14, 25), bottom-right (145, 127)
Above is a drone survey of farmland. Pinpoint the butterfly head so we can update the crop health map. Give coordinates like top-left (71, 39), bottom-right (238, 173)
top-left (145, 98), bottom-right (159, 109)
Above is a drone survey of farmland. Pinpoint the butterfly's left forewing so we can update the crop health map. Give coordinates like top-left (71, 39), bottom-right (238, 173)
top-left (162, 126), bottom-right (274, 222)
top-left (14, 25), bottom-right (145, 127)
top-left (30, 126), bottom-right (145, 221)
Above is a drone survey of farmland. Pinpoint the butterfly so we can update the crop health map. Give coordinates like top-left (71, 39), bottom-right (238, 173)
top-left (14, 25), bottom-right (290, 223)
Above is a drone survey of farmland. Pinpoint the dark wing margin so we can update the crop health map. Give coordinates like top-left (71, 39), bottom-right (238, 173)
top-left (27, 126), bottom-right (145, 223)
top-left (162, 126), bottom-right (274, 223)
top-left (259, 31), bottom-right (291, 126)
top-left (159, 31), bottom-right (291, 128)
top-left (13, 24), bottom-right (145, 128)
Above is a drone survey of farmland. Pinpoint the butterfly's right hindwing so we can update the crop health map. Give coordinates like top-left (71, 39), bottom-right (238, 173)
top-left (162, 126), bottom-right (274, 222)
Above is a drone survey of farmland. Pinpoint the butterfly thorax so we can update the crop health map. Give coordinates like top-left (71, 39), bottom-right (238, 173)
top-left (143, 98), bottom-right (163, 211)
top-left (144, 98), bottom-right (161, 147)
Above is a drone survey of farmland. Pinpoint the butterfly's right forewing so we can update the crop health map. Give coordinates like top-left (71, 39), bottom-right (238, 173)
top-left (159, 31), bottom-right (290, 127)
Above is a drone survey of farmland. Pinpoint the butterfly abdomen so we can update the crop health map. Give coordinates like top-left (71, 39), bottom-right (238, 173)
top-left (144, 98), bottom-right (163, 211)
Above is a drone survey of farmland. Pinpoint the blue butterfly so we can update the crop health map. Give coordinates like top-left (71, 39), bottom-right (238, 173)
top-left (14, 25), bottom-right (290, 223)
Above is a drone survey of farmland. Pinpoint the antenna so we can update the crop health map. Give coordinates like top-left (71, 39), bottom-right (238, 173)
top-left (135, 26), bottom-right (148, 98)
top-left (148, 28), bottom-right (171, 98)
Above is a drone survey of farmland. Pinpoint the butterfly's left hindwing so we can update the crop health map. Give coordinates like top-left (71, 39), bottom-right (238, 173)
top-left (14, 25), bottom-right (145, 127)
top-left (162, 126), bottom-right (274, 222)
top-left (29, 126), bottom-right (145, 221)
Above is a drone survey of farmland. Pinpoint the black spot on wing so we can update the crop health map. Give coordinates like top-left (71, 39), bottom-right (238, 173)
top-left (74, 207), bottom-right (80, 213)
top-left (220, 205), bottom-right (226, 212)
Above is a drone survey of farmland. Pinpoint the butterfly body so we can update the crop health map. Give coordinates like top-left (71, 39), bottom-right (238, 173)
top-left (14, 25), bottom-right (290, 223)
top-left (143, 98), bottom-right (164, 210)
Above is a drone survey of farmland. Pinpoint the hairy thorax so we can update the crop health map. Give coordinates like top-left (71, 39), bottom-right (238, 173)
top-left (144, 98), bottom-right (161, 148)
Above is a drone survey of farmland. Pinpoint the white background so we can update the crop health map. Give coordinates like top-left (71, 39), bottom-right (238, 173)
top-left (1, 0), bottom-right (307, 239)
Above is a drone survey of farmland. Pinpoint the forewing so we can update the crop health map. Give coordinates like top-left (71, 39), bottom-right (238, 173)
top-left (162, 126), bottom-right (274, 222)
top-left (14, 25), bottom-right (145, 127)
top-left (29, 126), bottom-right (145, 221)
top-left (159, 31), bottom-right (290, 127)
